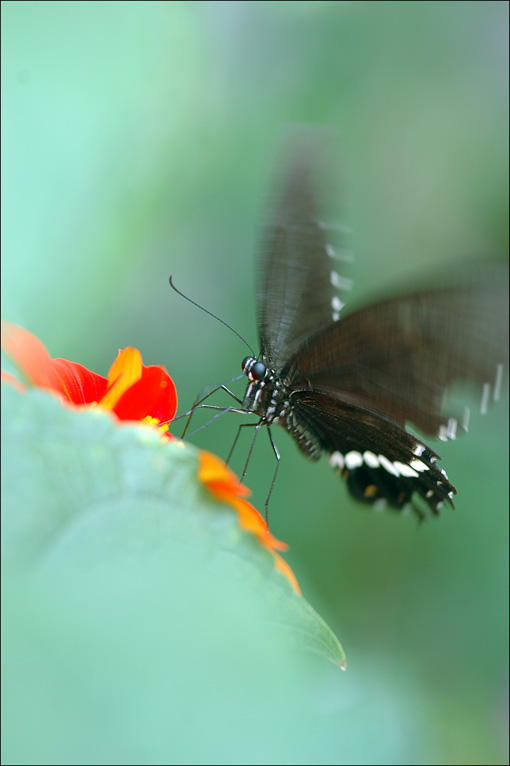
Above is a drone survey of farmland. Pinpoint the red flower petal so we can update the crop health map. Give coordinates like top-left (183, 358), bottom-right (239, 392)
top-left (100, 348), bottom-right (143, 410)
top-left (1, 322), bottom-right (108, 405)
top-left (1, 321), bottom-right (60, 389)
top-left (51, 359), bottom-right (108, 405)
top-left (1, 322), bottom-right (177, 429)
top-left (112, 364), bottom-right (178, 423)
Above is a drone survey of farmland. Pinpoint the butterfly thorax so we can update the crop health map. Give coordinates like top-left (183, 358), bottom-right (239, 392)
top-left (241, 356), bottom-right (323, 460)
top-left (241, 356), bottom-right (288, 423)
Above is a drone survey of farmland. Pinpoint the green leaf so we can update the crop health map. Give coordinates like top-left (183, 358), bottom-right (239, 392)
top-left (1, 384), bottom-right (345, 669)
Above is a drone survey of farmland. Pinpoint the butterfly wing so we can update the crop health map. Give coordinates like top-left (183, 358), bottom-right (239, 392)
top-left (285, 391), bottom-right (455, 516)
top-left (279, 273), bottom-right (508, 515)
top-left (283, 274), bottom-right (509, 438)
top-left (256, 139), bottom-right (349, 370)
top-left (253, 136), bottom-right (507, 516)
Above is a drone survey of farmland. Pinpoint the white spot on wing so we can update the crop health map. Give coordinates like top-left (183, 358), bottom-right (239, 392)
top-left (413, 444), bottom-right (426, 457)
top-left (394, 461), bottom-right (419, 478)
top-left (494, 363), bottom-right (503, 401)
top-left (439, 420), bottom-right (459, 441)
top-left (345, 451), bottom-right (363, 469)
top-left (438, 424), bottom-right (448, 442)
top-left (480, 383), bottom-right (490, 414)
top-left (331, 295), bottom-right (345, 321)
top-left (378, 454), bottom-right (400, 477)
top-left (363, 451), bottom-right (379, 468)
top-left (329, 451), bottom-right (345, 470)
top-left (410, 459), bottom-right (428, 472)
top-left (330, 272), bottom-right (353, 291)
top-left (373, 499), bottom-right (387, 511)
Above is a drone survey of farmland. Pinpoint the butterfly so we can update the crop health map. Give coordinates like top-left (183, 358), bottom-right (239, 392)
top-left (176, 138), bottom-right (508, 520)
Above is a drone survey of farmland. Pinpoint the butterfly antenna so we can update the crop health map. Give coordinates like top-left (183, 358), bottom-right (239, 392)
top-left (169, 275), bottom-right (256, 356)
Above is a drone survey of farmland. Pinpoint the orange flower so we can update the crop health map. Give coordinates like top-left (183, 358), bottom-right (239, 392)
top-left (198, 450), bottom-right (301, 594)
top-left (1, 321), bottom-right (177, 433)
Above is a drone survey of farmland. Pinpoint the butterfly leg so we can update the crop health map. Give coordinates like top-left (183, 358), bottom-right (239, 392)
top-left (179, 382), bottom-right (243, 438)
top-left (228, 421), bottom-right (262, 475)
top-left (263, 426), bottom-right (281, 522)
top-left (228, 421), bottom-right (281, 522)
top-left (179, 405), bottom-right (249, 440)
top-left (227, 420), bottom-right (258, 465)
top-left (226, 422), bottom-right (281, 522)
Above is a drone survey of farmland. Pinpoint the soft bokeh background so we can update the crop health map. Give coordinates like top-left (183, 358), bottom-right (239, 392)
top-left (2, 2), bottom-right (508, 763)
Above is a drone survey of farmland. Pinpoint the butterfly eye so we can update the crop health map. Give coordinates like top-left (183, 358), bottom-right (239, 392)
top-left (251, 362), bottom-right (267, 381)
top-left (241, 357), bottom-right (266, 381)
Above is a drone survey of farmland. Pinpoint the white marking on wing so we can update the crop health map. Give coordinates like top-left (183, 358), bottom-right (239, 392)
top-left (331, 295), bottom-right (345, 321)
top-left (329, 451), bottom-right (345, 469)
top-left (345, 451), bottom-right (363, 469)
top-left (410, 459), bottom-right (428, 472)
top-left (363, 451), bottom-right (380, 468)
top-left (493, 363), bottom-right (503, 401)
top-left (480, 383), bottom-right (491, 414)
top-left (394, 461), bottom-right (419, 478)
top-left (330, 272), bottom-right (353, 291)
top-left (378, 454), bottom-right (399, 477)
top-left (438, 424), bottom-right (448, 441)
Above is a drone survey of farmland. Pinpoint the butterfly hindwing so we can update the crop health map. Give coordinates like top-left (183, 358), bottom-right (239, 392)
top-left (283, 391), bottom-right (456, 516)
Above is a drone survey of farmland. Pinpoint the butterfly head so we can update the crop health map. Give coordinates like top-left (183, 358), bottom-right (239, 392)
top-left (241, 357), bottom-right (267, 383)
top-left (241, 356), bottom-right (285, 419)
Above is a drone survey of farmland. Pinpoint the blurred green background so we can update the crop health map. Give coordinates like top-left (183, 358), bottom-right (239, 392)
top-left (2, 1), bottom-right (508, 763)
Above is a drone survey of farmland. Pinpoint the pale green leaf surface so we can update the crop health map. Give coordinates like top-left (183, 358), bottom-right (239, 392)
top-left (1, 384), bottom-right (344, 663)
top-left (1, 384), bottom-right (353, 764)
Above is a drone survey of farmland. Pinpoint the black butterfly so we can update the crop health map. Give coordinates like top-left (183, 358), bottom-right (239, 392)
top-left (177, 141), bottom-right (508, 520)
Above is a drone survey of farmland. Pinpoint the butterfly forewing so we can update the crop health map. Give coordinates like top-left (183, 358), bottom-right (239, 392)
top-left (282, 277), bottom-right (509, 438)
top-left (256, 141), bottom-right (348, 370)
